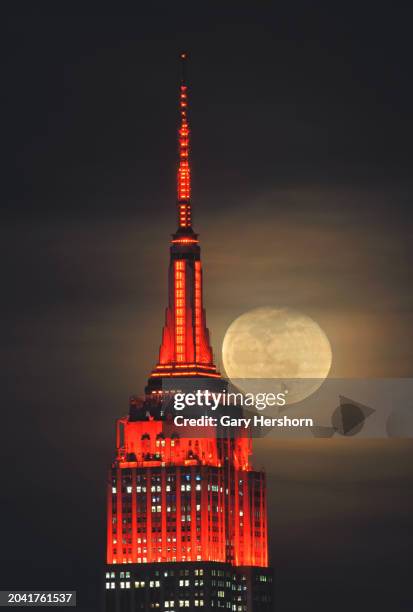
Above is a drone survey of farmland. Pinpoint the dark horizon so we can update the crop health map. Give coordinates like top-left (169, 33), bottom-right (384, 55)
top-left (2, 4), bottom-right (413, 611)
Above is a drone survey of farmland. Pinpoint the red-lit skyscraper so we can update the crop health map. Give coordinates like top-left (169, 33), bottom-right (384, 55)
top-left (104, 54), bottom-right (273, 612)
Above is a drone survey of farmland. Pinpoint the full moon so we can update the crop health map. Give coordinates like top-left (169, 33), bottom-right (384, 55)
top-left (222, 307), bottom-right (332, 405)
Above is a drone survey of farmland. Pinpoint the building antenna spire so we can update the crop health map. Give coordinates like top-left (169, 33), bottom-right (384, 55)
top-left (177, 51), bottom-right (192, 230)
top-left (180, 50), bottom-right (187, 83)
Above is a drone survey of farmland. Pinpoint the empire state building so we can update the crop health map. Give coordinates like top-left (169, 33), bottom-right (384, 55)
top-left (104, 53), bottom-right (273, 612)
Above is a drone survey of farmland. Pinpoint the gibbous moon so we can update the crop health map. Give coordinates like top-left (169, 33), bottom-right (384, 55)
top-left (222, 306), bottom-right (332, 405)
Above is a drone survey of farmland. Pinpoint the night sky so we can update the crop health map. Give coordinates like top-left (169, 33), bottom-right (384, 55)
top-left (2, 4), bottom-right (413, 611)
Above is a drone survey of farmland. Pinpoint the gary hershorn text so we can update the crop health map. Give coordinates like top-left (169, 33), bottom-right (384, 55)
top-left (173, 415), bottom-right (314, 429)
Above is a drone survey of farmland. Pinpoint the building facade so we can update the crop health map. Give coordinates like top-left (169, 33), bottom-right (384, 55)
top-left (104, 53), bottom-right (273, 612)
